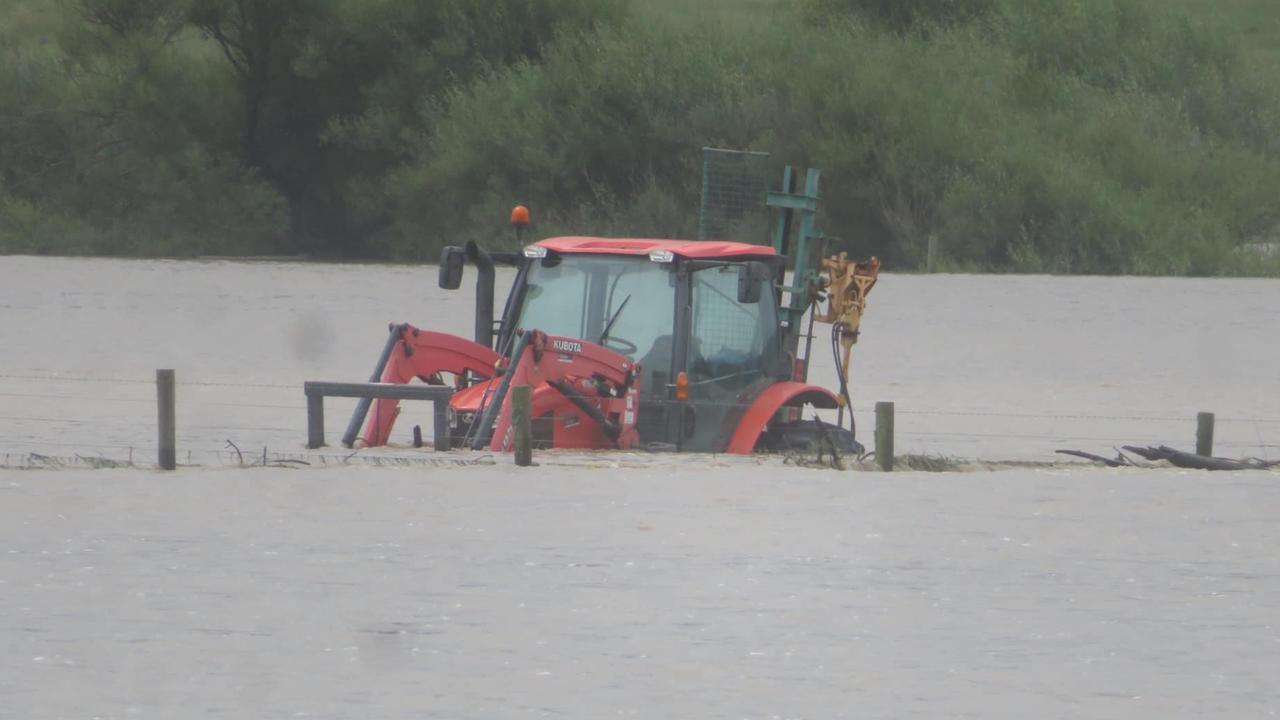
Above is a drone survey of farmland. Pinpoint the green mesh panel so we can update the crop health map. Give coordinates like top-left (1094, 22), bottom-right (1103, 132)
top-left (698, 147), bottom-right (770, 244)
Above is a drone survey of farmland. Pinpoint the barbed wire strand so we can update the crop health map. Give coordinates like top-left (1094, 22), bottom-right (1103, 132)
top-left (0, 392), bottom-right (306, 410)
top-left (0, 373), bottom-right (294, 389)
top-left (3, 383), bottom-right (1277, 425)
top-left (1, 373), bottom-right (1276, 457)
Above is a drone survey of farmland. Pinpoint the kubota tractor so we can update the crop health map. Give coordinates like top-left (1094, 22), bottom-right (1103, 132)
top-left (348, 164), bottom-right (879, 456)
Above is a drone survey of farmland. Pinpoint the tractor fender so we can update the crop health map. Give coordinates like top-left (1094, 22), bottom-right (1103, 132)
top-left (724, 382), bottom-right (839, 454)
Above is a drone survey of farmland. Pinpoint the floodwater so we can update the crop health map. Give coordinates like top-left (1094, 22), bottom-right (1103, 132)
top-left (1, 256), bottom-right (1279, 718)
top-left (1, 256), bottom-right (1278, 461)
top-left (3, 466), bottom-right (1279, 719)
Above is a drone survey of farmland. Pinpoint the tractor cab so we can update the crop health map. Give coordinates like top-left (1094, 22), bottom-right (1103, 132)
top-left (350, 160), bottom-right (879, 456)
top-left (491, 237), bottom-right (786, 451)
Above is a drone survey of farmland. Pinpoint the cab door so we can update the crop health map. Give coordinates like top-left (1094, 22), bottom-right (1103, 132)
top-left (599, 262), bottom-right (679, 445)
top-left (677, 263), bottom-right (784, 451)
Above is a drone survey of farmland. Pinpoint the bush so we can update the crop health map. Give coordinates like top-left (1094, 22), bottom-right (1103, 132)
top-left (801, 0), bottom-right (997, 32)
top-left (0, 33), bottom-right (287, 256)
top-left (377, 21), bottom-right (772, 257)
top-left (3, 0), bottom-right (1279, 276)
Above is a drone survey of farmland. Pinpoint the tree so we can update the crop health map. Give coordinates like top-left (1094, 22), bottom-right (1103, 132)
top-left (0, 0), bottom-right (285, 256)
top-left (187, 0), bottom-right (624, 255)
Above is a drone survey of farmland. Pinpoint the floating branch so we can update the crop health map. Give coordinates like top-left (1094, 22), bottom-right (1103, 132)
top-left (224, 439), bottom-right (244, 465)
top-left (1060, 444), bottom-right (1280, 471)
top-left (1121, 445), bottom-right (1280, 471)
top-left (1055, 449), bottom-right (1132, 467)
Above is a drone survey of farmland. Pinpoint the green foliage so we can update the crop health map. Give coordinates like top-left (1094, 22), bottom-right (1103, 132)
top-left (813, 22), bottom-right (1280, 273)
top-left (2, 0), bottom-right (1279, 276)
top-left (0, 5), bottom-right (285, 256)
top-left (182, 0), bottom-right (625, 255)
top-left (731, 0), bottom-right (1280, 273)
top-left (801, 0), bottom-right (997, 31)
top-left (1, 0), bottom-right (622, 257)
top-left (378, 23), bottom-right (770, 256)
top-left (385, 7), bottom-right (1280, 275)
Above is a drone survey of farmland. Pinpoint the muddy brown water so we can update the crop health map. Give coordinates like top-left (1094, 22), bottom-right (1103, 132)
top-left (1, 256), bottom-right (1279, 718)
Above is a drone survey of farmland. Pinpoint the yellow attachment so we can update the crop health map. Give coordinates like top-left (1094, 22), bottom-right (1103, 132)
top-left (813, 252), bottom-right (880, 393)
top-left (814, 253), bottom-right (880, 341)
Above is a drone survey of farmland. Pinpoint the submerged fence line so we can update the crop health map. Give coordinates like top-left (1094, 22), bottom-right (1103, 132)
top-left (0, 373), bottom-right (295, 390)
top-left (885, 408), bottom-right (1280, 424)
top-left (2, 371), bottom-right (1277, 467)
top-left (0, 391), bottom-right (304, 411)
top-left (2, 449), bottom-right (500, 470)
top-left (4, 373), bottom-right (1279, 425)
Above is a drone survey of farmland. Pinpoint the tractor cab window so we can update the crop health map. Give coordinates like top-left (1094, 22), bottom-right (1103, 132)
top-left (604, 264), bottom-right (678, 393)
top-left (517, 260), bottom-right (591, 339)
top-left (516, 255), bottom-right (676, 396)
top-left (683, 263), bottom-right (781, 451)
top-left (688, 264), bottom-right (780, 380)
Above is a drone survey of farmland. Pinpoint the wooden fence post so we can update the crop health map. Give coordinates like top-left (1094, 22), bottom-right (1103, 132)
top-left (512, 384), bottom-right (532, 466)
top-left (157, 369), bottom-right (176, 470)
top-left (876, 401), bottom-right (894, 472)
top-left (1197, 411), bottom-right (1215, 457)
top-left (433, 401), bottom-right (451, 450)
top-left (307, 394), bottom-right (324, 449)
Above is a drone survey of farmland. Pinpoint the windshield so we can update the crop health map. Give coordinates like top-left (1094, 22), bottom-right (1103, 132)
top-left (517, 255), bottom-right (676, 374)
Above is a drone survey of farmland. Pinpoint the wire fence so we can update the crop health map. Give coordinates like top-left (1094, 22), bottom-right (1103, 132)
top-left (0, 373), bottom-right (294, 389)
top-left (3, 450), bottom-right (500, 470)
top-left (2, 372), bottom-right (1277, 468)
top-left (9, 372), bottom-right (1278, 422)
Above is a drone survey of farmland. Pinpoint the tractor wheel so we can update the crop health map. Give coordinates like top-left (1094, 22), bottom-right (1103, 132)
top-left (756, 419), bottom-right (865, 457)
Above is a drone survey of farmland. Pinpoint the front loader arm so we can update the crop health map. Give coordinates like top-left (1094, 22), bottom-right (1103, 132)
top-left (360, 326), bottom-right (501, 447)
top-left (378, 328), bottom-right (502, 384)
top-left (485, 330), bottom-right (641, 452)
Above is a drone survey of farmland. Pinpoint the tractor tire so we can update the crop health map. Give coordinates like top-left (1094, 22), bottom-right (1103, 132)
top-left (756, 419), bottom-right (865, 457)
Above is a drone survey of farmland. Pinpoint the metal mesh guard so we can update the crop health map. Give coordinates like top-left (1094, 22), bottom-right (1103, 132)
top-left (698, 147), bottom-right (769, 244)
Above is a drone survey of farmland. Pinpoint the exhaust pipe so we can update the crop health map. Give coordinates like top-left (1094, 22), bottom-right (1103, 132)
top-left (465, 241), bottom-right (495, 350)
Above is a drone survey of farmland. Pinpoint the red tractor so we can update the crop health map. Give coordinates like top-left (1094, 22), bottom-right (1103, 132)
top-left (349, 167), bottom-right (879, 456)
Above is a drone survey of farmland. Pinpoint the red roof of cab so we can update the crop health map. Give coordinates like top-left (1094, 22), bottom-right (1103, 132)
top-left (535, 236), bottom-right (776, 260)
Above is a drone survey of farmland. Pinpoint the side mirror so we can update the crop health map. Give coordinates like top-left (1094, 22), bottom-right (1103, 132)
top-left (438, 246), bottom-right (465, 289)
top-left (736, 261), bottom-right (768, 304)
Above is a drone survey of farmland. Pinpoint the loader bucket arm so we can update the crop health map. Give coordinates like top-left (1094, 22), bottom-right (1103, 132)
top-left (484, 330), bottom-right (641, 453)
top-left (359, 326), bottom-right (501, 447)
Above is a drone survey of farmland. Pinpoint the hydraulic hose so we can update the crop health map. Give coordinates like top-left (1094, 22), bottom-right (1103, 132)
top-left (831, 324), bottom-right (855, 437)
